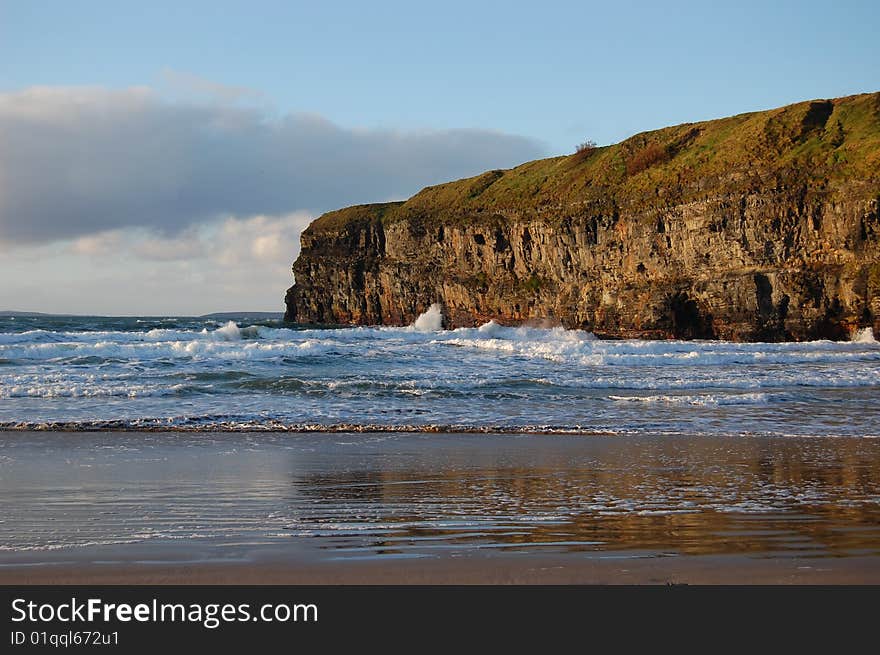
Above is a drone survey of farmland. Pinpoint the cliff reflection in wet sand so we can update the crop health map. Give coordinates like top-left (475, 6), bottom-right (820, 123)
top-left (285, 434), bottom-right (880, 559)
top-left (1, 432), bottom-right (878, 563)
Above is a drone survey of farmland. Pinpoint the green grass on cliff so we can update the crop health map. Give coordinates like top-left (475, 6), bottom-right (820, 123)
top-left (305, 201), bottom-right (404, 232)
top-left (307, 92), bottom-right (880, 234)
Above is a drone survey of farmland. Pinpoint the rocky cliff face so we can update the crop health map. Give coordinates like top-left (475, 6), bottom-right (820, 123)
top-left (285, 93), bottom-right (880, 341)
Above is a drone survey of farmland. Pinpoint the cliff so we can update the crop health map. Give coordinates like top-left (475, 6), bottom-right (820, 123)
top-left (285, 93), bottom-right (880, 341)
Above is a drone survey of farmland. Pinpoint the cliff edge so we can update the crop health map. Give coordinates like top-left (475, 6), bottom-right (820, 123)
top-left (285, 93), bottom-right (880, 341)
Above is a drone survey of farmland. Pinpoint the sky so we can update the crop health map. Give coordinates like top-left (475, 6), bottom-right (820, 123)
top-left (0, 0), bottom-right (878, 314)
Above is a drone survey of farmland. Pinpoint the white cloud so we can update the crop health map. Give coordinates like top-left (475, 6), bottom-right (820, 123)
top-left (211, 213), bottom-right (311, 267)
top-left (0, 78), bottom-right (546, 313)
top-left (69, 231), bottom-right (125, 256)
top-left (0, 213), bottom-right (315, 314)
top-left (0, 84), bottom-right (545, 245)
top-left (132, 234), bottom-right (206, 262)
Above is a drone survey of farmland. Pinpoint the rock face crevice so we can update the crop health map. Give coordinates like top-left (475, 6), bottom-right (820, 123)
top-left (285, 93), bottom-right (880, 341)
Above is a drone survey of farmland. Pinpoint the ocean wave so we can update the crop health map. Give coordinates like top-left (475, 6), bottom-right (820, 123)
top-left (2, 317), bottom-right (879, 435)
top-left (851, 327), bottom-right (877, 343)
top-left (608, 392), bottom-right (771, 406)
top-left (0, 382), bottom-right (193, 399)
top-left (1, 418), bottom-right (876, 439)
top-left (0, 419), bottom-right (628, 434)
top-left (0, 337), bottom-right (341, 362)
top-left (438, 332), bottom-right (880, 367)
top-left (5, 367), bottom-right (876, 405)
top-left (1, 319), bottom-right (878, 368)
top-left (0, 539), bottom-right (144, 552)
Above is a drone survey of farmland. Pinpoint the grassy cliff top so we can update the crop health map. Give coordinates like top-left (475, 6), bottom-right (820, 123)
top-left (303, 201), bottom-right (404, 233)
top-left (308, 92), bottom-right (880, 234)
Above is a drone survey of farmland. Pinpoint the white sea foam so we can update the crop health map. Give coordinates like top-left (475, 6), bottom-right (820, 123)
top-left (477, 320), bottom-right (503, 335)
top-left (2, 316), bottom-right (880, 434)
top-left (213, 321), bottom-right (248, 340)
top-left (1, 322), bottom-right (879, 389)
top-left (0, 334), bottom-right (346, 363)
top-left (851, 327), bottom-right (876, 343)
top-left (438, 326), bottom-right (880, 368)
top-left (469, 320), bottom-right (595, 342)
top-left (412, 303), bottom-right (443, 332)
top-left (608, 392), bottom-right (770, 406)
top-left (0, 382), bottom-right (180, 399)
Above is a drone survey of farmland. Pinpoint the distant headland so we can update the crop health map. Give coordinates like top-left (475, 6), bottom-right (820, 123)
top-left (285, 93), bottom-right (880, 341)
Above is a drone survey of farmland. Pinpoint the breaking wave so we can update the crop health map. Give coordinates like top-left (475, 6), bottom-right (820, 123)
top-left (1, 315), bottom-right (879, 436)
top-left (851, 327), bottom-right (877, 343)
top-left (1, 318), bottom-right (878, 367)
top-left (412, 303), bottom-right (443, 332)
top-left (608, 392), bottom-right (771, 406)
top-left (1, 417), bottom-right (877, 439)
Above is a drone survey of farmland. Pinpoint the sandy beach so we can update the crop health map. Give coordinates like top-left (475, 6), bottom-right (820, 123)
top-left (2, 430), bottom-right (879, 584)
top-left (4, 552), bottom-right (880, 585)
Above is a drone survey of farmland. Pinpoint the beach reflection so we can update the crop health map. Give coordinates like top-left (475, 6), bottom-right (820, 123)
top-left (0, 432), bottom-right (878, 562)
top-left (288, 436), bottom-right (880, 558)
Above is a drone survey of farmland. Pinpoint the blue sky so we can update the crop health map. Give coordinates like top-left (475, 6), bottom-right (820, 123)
top-left (0, 0), bottom-right (878, 313)
top-left (4, 0), bottom-right (878, 151)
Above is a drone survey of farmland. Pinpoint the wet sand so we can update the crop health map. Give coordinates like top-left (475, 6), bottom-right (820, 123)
top-left (2, 431), bottom-right (879, 584)
top-left (3, 553), bottom-right (880, 585)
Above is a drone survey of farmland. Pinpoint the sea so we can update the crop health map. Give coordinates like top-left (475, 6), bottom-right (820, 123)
top-left (2, 305), bottom-right (879, 436)
top-left (1, 307), bottom-right (879, 568)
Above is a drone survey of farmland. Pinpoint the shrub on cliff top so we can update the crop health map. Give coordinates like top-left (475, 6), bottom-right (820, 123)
top-left (574, 140), bottom-right (598, 158)
top-left (626, 142), bottom-right (669, 175)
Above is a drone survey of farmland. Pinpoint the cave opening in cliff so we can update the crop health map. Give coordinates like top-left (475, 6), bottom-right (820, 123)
top-left (669, 292), bottom-right (716, 340)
